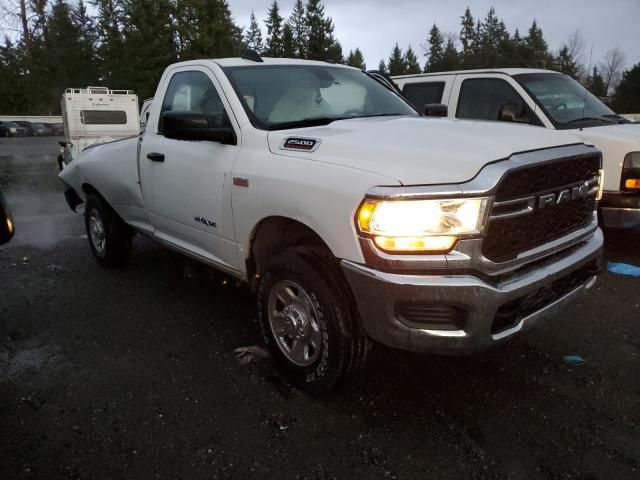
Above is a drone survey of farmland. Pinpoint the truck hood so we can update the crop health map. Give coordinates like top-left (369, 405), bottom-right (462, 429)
top-left (569, 123), bottom-right (640, 150)
top-left (267, 116), bottom-right (583, 185)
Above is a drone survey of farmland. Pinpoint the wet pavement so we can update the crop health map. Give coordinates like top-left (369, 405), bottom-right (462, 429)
top-left (1, 137), bottom-right (639, 479)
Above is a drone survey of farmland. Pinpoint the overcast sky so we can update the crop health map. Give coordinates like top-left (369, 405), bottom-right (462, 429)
top-left (230, 0), bottom-right (640, 70)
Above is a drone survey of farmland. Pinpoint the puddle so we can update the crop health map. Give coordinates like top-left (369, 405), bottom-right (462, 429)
top-left (0, 345), bottom-right (64, 379)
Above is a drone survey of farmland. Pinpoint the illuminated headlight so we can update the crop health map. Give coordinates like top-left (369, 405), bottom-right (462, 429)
top-left (357, 197), bottom-right (488, 253)
top-left (7, 216), bottom-right (13, 234)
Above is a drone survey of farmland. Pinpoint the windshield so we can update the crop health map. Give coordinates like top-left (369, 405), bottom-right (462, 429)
top-left (223, 65), bottom-right (417, 130)
top-left (514, 72), bottom-right (629, 129)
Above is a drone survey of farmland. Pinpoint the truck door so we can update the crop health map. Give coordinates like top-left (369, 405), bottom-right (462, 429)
top-left (450, 74), bottom-right (548, 127)
top-left (138, 66), bottom-right (241, 273)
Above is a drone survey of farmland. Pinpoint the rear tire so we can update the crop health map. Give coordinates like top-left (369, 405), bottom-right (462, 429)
top-left (84, 194), bottom-right (133, 268)
top-left (257, 246), bottom-right (370, 393)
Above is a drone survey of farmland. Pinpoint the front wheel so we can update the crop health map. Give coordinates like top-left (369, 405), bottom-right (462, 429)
top-left (257, 247), bottom-right (370, 393)
top-left (84, 194), bottom-right (133, 268)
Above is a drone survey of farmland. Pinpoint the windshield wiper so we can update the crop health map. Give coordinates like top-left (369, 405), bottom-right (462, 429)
top-left (601, 114), bottom-right (631, 124)
top-left (267, 117), bottom-right (347, 131)
top-left (267, 113), bottom-right (409, 131)
top-left (564, 116), bottom-right (613, 125)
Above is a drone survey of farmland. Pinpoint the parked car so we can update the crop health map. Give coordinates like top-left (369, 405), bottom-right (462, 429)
top-left (392, 68), bottom-right (640, 229)
top-left (59, 56), bottom-right (603, 392)
top-left (44, 122), bottom-right (65, 136)
top-left (31, 122), bottom-right (53, 136)
top-left (0, 121), bottom-right (28, 137)
top-left (13, 120), bottom-right (36, 136)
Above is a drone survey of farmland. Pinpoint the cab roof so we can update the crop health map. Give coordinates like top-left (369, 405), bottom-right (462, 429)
top-left (393, 68), bottom-right (560, 79)
top-left (168, 57), bottom-right (357, 69)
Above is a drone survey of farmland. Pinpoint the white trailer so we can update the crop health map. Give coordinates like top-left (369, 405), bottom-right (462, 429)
top-left (60, 86), bottom-right (140, 164)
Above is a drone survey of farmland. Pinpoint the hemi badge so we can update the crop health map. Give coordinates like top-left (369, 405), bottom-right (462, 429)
top-left (233, 177), bottom-right (249, 188)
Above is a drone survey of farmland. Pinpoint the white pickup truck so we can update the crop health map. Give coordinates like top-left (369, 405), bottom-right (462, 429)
top-left (393, 69), bottom-right (640, 229)
top-left (59, 56), bottom-right (603, 392)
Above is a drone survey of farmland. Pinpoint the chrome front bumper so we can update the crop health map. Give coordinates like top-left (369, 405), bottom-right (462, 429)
top-left (341, 229), bottom-right (603, 354)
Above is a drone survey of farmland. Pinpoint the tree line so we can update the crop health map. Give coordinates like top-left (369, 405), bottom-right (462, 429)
top-left (0, 1), bottom-right (638, 115)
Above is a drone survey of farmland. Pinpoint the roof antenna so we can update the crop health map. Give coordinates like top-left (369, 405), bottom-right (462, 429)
top-left (580, 46), bottom-right (593, 132)
top-left (241, 46), bottom-right (264, 63)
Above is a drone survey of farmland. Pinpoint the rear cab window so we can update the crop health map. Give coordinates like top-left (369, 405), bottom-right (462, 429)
top-left (402, 82), bottom-right (445, 110)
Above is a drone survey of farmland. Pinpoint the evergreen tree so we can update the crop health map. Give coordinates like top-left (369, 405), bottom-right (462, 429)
top-left (377, 60), bottom-right (387, 74)
top-left (73, 1), bottom-right (98, 51)
top-left (556, 45), bottom-right (578, 78)
top-left (612, 63), bottom-right (640, 113)
top-left (264, 1), bottom-right (284, 57)
top-left (0, 38), bottom-right (29, 114)
top-left (326, 38), bottom-right (344, 63)
top-left (503, 28), bottom-right (525, 67)
top-left (177, 0), bottom-right (242, 60)
top-left (288, 0), bottom-right (307, 58)
top-left (34, 0), bottom-right (99, 113)
top-left (387, 43), bottom-right (406, 76)
top-left (523, 20), bottom-right (553, 69)
top-left (440, 38), bottom-right (460, 71)
top-left (305, 0), bottom-right (336, 60)
top-left (91, 0), bottom-right (126, 85)
top-left (477, 8), bottom-right (509, 67)
top-left (586, 66), bottom-right (608, 98)
top-left (281, 23), bottom-right (296, 57)
top-left (424, 24), bottom-right (444, 72)
top-left (404, 45), bottom-right (421, 74)
top-left (459, 7), bottom-right (477, 68)
top-left (119, 0), bottom-right (177, 99)
top-left (244, 10), bottom-right (263, 52)
top-left (347, 48), bottom-right (366, 69)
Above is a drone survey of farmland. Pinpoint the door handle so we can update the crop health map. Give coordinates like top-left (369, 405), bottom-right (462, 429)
top-left (147, 152), bottom-right (165, 162)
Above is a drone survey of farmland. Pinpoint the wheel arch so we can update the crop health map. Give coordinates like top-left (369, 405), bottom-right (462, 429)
top-left (246, 216), bottom-right (336, 289)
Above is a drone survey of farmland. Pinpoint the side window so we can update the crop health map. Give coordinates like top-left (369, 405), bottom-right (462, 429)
top-left (159, 70), bottom-right (229, 133)
top-left (402, 82), bottom-right (445, 110)
top-left (456, 78), bottom-right (540, 125)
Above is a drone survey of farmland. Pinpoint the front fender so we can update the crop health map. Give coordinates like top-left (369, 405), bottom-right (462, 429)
top-left (58, 137), bottom-right (144, 211)
top-left (232, 150), bottom-right (400, 268)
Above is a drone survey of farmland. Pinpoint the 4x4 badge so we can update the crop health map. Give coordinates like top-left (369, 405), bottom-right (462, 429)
top-left (194, 216), bottom-right (216, 228)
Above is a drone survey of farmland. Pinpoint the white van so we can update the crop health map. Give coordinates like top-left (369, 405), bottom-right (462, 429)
top-left (393, 69), bottom-right (640, 228)
top-left (60, 86), bottom-right (140, 164)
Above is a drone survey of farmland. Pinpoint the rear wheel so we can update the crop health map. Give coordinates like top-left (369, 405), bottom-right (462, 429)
top-left (84, 194), bottom-right (133, 268)
top-left (257, 247), bottom-right (370, 393)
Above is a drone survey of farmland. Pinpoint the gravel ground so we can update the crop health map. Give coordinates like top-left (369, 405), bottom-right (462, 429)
top-left (1, 137), bottom-right (639, 479)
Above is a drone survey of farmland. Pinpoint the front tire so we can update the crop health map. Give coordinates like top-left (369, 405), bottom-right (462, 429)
top-left (257, 247), bottom-right (370, 393)
top-left (84, 194), bottom-right (133, 268)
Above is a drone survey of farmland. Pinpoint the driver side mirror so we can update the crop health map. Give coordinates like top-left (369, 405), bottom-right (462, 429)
top-left (423, 103), bottom-right (448, 117)
top-left (162, 111), bottom-right (237, 145)
top-left (498, 103), bottom-right (530, 124)
top-left (0, 190), bottom-right (15, 245)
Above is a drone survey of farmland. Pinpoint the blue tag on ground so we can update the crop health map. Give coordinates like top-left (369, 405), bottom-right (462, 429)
top-left (607, 262), bottom-right (640, 278)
